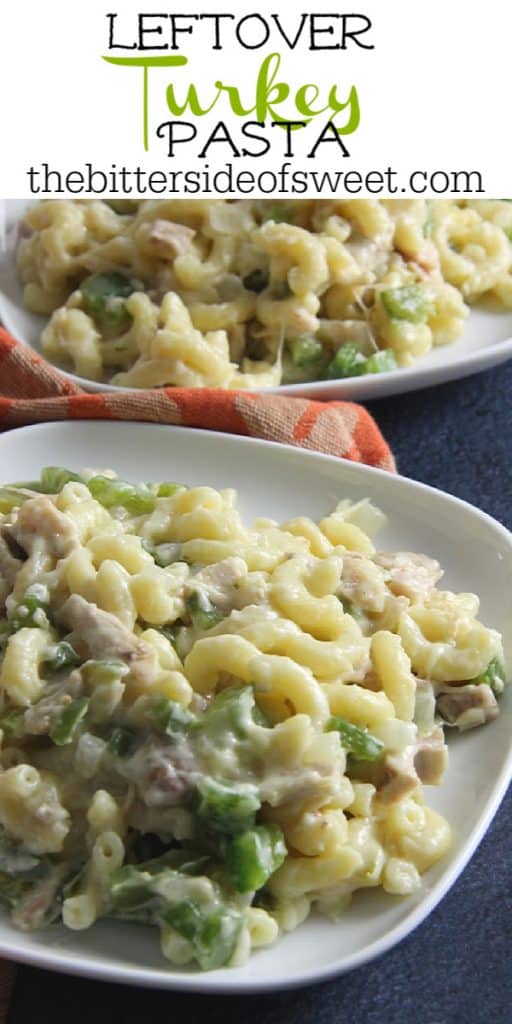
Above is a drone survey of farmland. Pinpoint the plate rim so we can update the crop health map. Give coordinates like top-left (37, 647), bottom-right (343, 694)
top-left (0, 420), bottom-right (510, 993)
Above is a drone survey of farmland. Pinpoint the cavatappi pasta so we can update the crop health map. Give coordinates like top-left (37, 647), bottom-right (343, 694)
top-left (0, 467), bottom-right (506, 970)
top-left (16, 198), bottom-right (512, 388)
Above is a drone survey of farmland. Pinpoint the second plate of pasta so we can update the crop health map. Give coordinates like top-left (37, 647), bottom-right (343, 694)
top-left (0, 420), bottom-right (510, 993)
top-left (1, 198), bottom-right (512, 399)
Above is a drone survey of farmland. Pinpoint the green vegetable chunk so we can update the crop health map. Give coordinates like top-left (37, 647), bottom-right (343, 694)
top-left (326, 717), bottom-right (384, 762)
top-left (107, 726), bottom-right (137, 757)
top-left (43, 642), bottom-right (81, 674)
top-left (156, 482), bottom-right (184, 498)
top-left (109, 866), bottom-right (162, 923)
top-left (195, 684), bottom-right (267, 738)
top-left (186, 590), bottom-right (223, 631)
top-left (324, 343), bottom-right (366, 380)
top-left (164, 900), bottom-right (243, 971)
top-left (87, 475), bottom-right (156, 515)
top-left (473, 657), bottom-right (507, 696)
top-left (134, 694), bottom-right (195, 737)
top-left (243, 269), bottom-right (269, 293)
top-left (104, 200), bottom-right (139, 214)
top-left (263, 203), bottom-right (295, 224)
top-left (272, 280), bottom-right (292, 300)
top-left (0, 488), bottom-right (27, 513)
top-left (0, 873), bottom-right (36, 909)
top-left (362, 350), bottom-right (398, 374)
top-left (195, 777), bottom-right (261, 835)
top-left (0, 708), bottom-right (25, 738)
top-left (0, 828), bottom-right (40, 874)
top-left (11, 593), bottom-right (51, 632)
top-left (80, 272), bottom-right (135, 331)
top-left (109, 861), bottom-right (242, 969)
top-left (224, 825), bottom-right (286, 893)
top-left (381, 285), bottom-right (431, 323)
top-left (12, 467), bottom-right (81, 494)
top-left (143, 541), bottom-right (182, 568)
top-left (288, 335), bottom-right (324, 368)
top-left (50, 697), bottom-right (89, 746)
top-left (80, 659), bottom-right (129, 687)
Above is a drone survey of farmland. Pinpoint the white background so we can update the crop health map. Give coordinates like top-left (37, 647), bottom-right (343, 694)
top-left (1, 0), bottom-right (511, 196)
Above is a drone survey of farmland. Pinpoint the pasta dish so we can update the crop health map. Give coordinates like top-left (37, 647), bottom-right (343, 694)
top-left (0, 467), bottom-right (506, 970)
top-left (15, 198), bottom-right (512, 388)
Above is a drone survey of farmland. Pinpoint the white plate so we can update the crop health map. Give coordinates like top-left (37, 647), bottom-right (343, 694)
top-left (2, 199), bottom-right (512, 399)
top-left (0, 420), bottom-right (510, 993)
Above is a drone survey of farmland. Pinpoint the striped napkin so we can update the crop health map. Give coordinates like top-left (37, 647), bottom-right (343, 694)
top-left (0, 330), bottom-right (395, 470)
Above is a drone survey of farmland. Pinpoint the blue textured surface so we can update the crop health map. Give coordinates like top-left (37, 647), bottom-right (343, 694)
top-left (8, 361), bottom-right (512, 1024)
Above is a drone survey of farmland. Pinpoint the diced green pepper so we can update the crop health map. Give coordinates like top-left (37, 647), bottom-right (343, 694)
top-left (0, 708), bottom-right (25, 738)
top-left (135, 694), bottom-right (195, 737)
top-left (12, 467), bottom-right (82, 494)
top-left (104, 200), bottom-right (139, 214)
top-left (243, 269), bottom-right (269, 293)
top-left (473, 657), bottom-right (507, 696)
top-left (381, 285), bottom-right (431, 323)
top-left (10, 594), bottom-right (51, 632)
top-left (142, 540), bottom-right (182, 568)
top-left (50, 697), bottom-right (89, 746)
top-left (194, 684), bottom-right (264, 739)
top-left (80, 660), bottom-right (129, 687)
top-left (109, 866), bottom-right (162, 923)
top-left (43, 642), bottom-right (81, 674)
top-left (326, 717), bottom-right (384, 762)
top-left (272, 280), bottom-right (292, 300)
top-left (339, 597), bottom-right (365, 623)
top-left (87, 476), bottom-right (156, 515)
top-left (324, 343), bottom-right (367, 380)
top-left (288, 335), bottom-right (324, 368)
top-left (362, 350), bottom-right (397, 374)
top-left (186, 590), bottom-right (223, 631)
top-left (156, 482), bottom-right (184, 498)
top-left (195, 777), bottom-right (261, 835)
top-left (164, 899), bottom-right (243, 971)
top-left (263, 203), bottom-right (295, 224)
top-left (80, 272), bottom-right (135, 331)
top-left (0, 488), bottom-right (27, 513)
top-left (0, 872), bottom-right (35, 908)
top-left (107, 726), bottom-right (138, 757)
top-left (0, 829), bottom-right (40, 874)
top-left (109, 860), bottom-right (243, 969)
top-left (223, 825), bottom-right (286, 893)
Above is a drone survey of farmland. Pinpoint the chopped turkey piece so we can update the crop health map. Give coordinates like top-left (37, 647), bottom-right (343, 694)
top-left (413, 727), bottom-right (447, 785)
top-left (12, 864), bottom-right (68, 932)
top-left (374, 551), bottom-right (443, 603)
top-left (374, 750), bottom-right (418, 804)
top-left (185, 557), bottom-right (267, 615)
top-left (148, 220), bottom-right (196, 258)
top-left (436, 684), bottom-right (499, 731)
top-left (13, 497), bottom-right (79, 558)
top-left (375, 724), bottom-right (448, 802)
top-left (117, 738), bottom-right (198, 808)
top-left (337, 552), bottom-right (387, 614)
top-left (24, 677), bottom-right (83, 736)
top-left (60, 595), bottom-right (158, 688)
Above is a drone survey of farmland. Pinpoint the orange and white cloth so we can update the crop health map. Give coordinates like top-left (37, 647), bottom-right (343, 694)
top-left (0, 330), bottom-right (395, 471)
top-left (0, 327), bottom-right (394, 1018)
